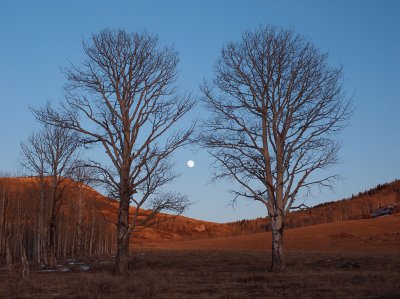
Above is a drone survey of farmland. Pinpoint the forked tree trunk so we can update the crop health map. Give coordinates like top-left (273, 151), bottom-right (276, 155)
top-left (270, 212), bottom-right (285, 272)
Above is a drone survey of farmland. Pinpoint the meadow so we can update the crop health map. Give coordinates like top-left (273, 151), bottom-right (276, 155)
top-left (1, 250), bottom-right (399, 298)
top-left (2, 213), bottom-right (399, 298)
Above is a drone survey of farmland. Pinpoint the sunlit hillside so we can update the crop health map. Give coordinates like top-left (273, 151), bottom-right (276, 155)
top-left (229, 180), bottom-right (400, 233)
top-left (1, 177), bottom-right (399, 258)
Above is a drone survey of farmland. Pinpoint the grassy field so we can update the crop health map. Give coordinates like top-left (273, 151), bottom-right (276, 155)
top-left (1, 250), bottom-right (399, 298)
top-left (2, 214), bottom-right (399, 298)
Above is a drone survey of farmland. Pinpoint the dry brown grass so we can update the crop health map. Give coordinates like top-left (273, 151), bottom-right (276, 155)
top-left (1, 213), bottom-right (399, 298)
top-left (1, 250), bottom-right (399, 298)
top-left (139, 213), bottom-right (400, 255)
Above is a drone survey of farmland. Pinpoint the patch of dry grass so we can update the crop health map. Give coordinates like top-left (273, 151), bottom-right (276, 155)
top-left (1, 250), bottom-right (399, 298)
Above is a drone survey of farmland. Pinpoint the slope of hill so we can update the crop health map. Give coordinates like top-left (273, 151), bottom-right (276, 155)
top-left (227, 180), bottom-right (400, 234)
top-left (1, 176), bottom-right (399, 263)
top-left (141, 212), bottom-right (400, 254)
top-left (0, 176), bottom-right (235, 263)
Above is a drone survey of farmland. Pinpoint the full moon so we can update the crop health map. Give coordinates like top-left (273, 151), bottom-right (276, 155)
top-left (187, 160), bottom-right (195, 168)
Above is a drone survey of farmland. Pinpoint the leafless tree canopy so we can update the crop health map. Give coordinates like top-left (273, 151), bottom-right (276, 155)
top-left (201, 25), bottom-right (351, 272)
top-left (21, 126), bottom-right (80, 180)
top-left (35, 30), bottom-right (193, 199)
top-left (33, 29), bottom-right (194, 274)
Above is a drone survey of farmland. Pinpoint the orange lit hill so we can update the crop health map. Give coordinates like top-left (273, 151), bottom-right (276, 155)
top-left (228, 180), bottom-right (400, 234)
top-left (0, 177), bottom-right (399, 250)
top-left (142, 213), bottom-right (400, 254)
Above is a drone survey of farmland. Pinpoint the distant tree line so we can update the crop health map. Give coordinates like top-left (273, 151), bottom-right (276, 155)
top-left (0, 176), bottom-right (116, 278)
top-left (230, 180), bottom-right (400, 233)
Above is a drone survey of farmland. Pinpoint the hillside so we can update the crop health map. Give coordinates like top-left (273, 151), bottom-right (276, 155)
top-left (130, 180), bottom-right (400, 242)
top-left (227, 180), bottom-right (400, 234)
top-left (1, 176), bottom-right (399, 263)
top-left (142, 212), bottom-right (400, 254)
top-left (0, 176), bottom-right (237, 262)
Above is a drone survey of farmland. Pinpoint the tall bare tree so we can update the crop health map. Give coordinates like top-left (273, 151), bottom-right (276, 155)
top-left (20, 125), bottom-right (80, 267)
top-left (19, 132), bottom-right (46, 264)
top-left (201, 25), bottom-right (351, 272)
top-left (33, 29), bottom-right (194, 274)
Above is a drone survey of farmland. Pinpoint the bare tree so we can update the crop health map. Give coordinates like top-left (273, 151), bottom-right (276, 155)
top-left (19, 131), bottom-right (47, 264)
top-left (201, 25), bottom-right (351, 272)
top-left (33, 29), bottom-right (194, 274)
top-left (20, 125), bottom-right (80, 268)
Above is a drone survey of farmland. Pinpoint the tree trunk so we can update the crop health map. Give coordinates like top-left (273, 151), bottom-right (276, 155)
top-left (114, 226), bottom-right (130, 274)
top-left (0, 185), bottom-right (7, 259)
top-left (47, 217), bottom-right (57, 268)
top-left (114, 172), bottom-right (131, 275)
top-left (76, 186), bottom-right (83, 256)
top-left (38, 176), bottom-right (45, 263)
top-left (5, 230), bottom-right (14, 279)
top-left (46, 176), bottom-right (58, 268)
top-left (20, 247), bottom-right (29, 279)
top-left (270, 212), bottom-right (285, 272)
top-left (115, 201), bottom-right (130, 274)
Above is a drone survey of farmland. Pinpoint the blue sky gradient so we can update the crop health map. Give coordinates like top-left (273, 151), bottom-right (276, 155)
top-left (0, 0), bottom-right (399, 222)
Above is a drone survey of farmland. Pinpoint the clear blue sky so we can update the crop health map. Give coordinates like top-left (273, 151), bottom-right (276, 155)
top-left (0, 1), bottom-right (399, 222)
